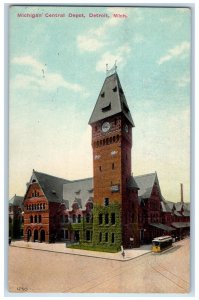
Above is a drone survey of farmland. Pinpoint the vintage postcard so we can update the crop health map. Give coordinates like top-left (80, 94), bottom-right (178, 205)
top-left (8, 5), bottom-right (191, 294)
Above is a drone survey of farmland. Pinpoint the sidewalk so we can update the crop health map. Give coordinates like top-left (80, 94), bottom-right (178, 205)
top-left (10, 240), bottom-right (151, 261)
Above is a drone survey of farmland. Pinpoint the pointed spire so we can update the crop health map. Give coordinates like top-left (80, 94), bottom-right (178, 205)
top-left (89, 72), bottom-right (134, 126)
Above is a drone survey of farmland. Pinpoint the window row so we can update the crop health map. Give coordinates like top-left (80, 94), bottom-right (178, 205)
top-left (58, 214), bottom-right (92, 224)
top-left (30, 215), bottom-right (42, 223)
top-left (98, 213), bottom-right (115, 225)
top-left (31, 190), bottom-right (40, 197)
top-left (98, 163), bottom-right (115, 172)
top-left (99, 232), bottom-right (115, 243)
top-left (26, 203), bottom-right (46, 211)
top-left (94, 135), bottom-right (120, 148)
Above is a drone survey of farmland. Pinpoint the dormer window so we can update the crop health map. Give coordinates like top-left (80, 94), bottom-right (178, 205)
top-left (75, 190), bottom-right (81, 195)
top-left (112, 86), bottom-right (117, 92)
top-left (101, 92), bottom-right (105, 98)
top-left (102, 103), bottom-right (111, 112)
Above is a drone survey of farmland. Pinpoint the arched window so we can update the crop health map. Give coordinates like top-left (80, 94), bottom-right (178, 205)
top-left (99, 232), bottom-right (102, 242)
top-left (30, 215), bottom-right (33, 223)
top-left (37, 204), bottom-right (39, 210)
top-left (34, 215), bottom-right (37, 223)
top-left (43, 203), bottom-right (45, 210)
top-left (39, 215), bottom-right (41, 223)
top-left (40, 203), bottom-right (42, 210)
top-left (32, 204), bottom-right (34, 210)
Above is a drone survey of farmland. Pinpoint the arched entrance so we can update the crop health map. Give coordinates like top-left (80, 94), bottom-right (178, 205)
top-left (27, 229), bottom-right (32, 241)
top-left (34, 229), bottom-right (38, 242)
top-left (40, 230), bottom-right (45, 242)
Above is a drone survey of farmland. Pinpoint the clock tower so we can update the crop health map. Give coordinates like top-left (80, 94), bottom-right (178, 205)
top-left (89, 69), bottom-right (139, 250)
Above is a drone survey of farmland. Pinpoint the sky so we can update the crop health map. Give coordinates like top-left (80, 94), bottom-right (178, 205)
top-left (9, 5), bottom-right (191, 202)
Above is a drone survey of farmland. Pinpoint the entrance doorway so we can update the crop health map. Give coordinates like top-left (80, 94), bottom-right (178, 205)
top-left (34, 229), bottom-right (38, 242)
top-left (27, 229), bottom-right (32, 241)
top-left (40, 230), bottom-right (45, 242)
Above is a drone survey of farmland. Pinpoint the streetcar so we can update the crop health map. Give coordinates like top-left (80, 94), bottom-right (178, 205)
top-left (152, 235), bottom-right (173, 253)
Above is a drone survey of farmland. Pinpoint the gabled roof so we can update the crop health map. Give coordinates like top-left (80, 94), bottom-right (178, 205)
top-left (63, 178), bottom-right (93, 210)
top-left (134, 172), bottom-right (162, 200)
top-left (9, 195), bottom-right (24, 208)
top-left (30, 171), bottom-right (70, 203)
top-left (175, 202), bottom-right (183, 211)
top-left (127, 176), bottom-right (139, 190)
top-left (89, 72), bottom-right (134, 126)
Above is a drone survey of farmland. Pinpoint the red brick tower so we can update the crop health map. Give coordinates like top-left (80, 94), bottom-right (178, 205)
top-left (89, 69), bottom-right (138, 250)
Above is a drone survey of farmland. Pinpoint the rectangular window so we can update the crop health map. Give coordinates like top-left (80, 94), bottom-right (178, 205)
top-left (105, 232), bottom-right (108, 242)
top-left (112, 163), bottom-right (115, 170)
top-left (104, 198), bottom-right (109, 206)
top-left (65, 230), bottom-right (68, 239)
top-left (86, 230), bottom-right (91, 241)
top-left (60, 230), bottom-right (64, 239)
top-left (105, 213), bottom-right (109, 225)
top-left (99, 213), bottom-right (103, 225)
top-left (99, 232), bottom-right (102, 242)
top-left (111, 213), bottom-right (115, 225)
top-left (111, 233), bottom-right (115, 243)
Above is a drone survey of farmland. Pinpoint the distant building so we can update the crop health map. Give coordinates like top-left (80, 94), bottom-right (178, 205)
top-left (12, 70), bottom-right (190, 250)
top-left (9, 195), bottom-right (24, 238)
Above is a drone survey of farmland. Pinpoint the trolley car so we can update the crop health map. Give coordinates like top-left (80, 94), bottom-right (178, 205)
top-left (152, 235), bottom-right (173, 253)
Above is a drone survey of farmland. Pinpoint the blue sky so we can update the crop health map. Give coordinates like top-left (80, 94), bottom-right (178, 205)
top-left (9, 6), bottom-right (191, 201)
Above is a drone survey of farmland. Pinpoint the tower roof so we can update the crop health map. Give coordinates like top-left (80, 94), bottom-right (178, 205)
top-left (89, 72), bottom-right (135, 126)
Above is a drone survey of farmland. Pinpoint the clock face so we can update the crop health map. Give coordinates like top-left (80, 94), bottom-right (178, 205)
top-left (102, 122), bottom-right (111, 133)
top-left (125, 124), bottom-right (128, 133)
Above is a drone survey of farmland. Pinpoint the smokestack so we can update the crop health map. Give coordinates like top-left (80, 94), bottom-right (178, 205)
top-left (180, 183), bottom-right (184, 204)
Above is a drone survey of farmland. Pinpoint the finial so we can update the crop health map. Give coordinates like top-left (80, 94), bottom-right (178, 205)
top-left (106, 64), bottom-right (109, 76)
top-left (106, 62), bottom-right (118, 77)
top-left (114, 60), bottom-right (117, 72)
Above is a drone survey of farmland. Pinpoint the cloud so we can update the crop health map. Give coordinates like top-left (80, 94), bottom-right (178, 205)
top-left (77, 8), bottom-right (131, 52)
top-left (11, 55), bottom-right (88, 95)
top-left (96, 44), bottom-right (131, 72)
top-left (158, 41), bottom-right (190, 65)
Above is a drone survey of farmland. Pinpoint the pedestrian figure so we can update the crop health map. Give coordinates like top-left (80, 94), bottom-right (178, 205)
top-left (121, 245), bottom-right (125, 259)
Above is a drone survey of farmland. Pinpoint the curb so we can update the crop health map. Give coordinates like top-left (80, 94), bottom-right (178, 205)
top-left (10, 244), bottom-right (151, 262)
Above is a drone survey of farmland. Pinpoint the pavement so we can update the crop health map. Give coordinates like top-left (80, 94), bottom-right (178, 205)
top-left (10, 240), bottom-right (152, 261)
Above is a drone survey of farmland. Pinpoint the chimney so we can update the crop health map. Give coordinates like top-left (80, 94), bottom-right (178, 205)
top-left (180, 183), bottom-right (184, 204)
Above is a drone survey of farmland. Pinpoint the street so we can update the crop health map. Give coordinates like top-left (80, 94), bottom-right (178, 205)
top-left (8, 238), bottom-right (190, 294)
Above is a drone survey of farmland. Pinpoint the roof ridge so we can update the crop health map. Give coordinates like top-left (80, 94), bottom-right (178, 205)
top-left (34, 170), bottom-right (70, 182)
top-left (65, 177), bottom-right (93, 183)
top-left (134, 172), bottom-right (156, 178)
